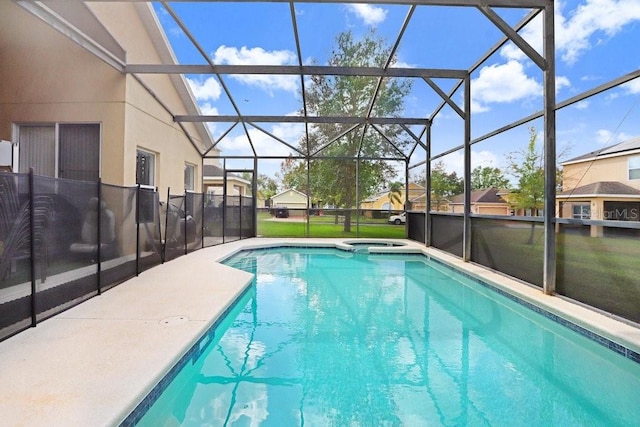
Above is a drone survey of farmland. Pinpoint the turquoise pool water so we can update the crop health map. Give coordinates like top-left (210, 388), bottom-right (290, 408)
top-left (136, 247), bottom-right (640, 426)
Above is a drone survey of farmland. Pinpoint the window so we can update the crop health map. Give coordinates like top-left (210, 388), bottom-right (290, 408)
top-left (18, 123), bottom-right (100, 180)
top-left (184, 163), bottom-right (195, 191)
top-left (572, 204), bottom-right (591, 219)
top-left (136, 149), bottom-right (155, 186)
top-left (628, 156), bottom-right (640, 180)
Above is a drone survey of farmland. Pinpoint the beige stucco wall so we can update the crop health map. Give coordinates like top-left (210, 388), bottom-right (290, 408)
top-left (360, 183), bottom-right (425, 210)
top-left (0, 1), bottom-right (127, 182)
top-left (563, 154), bottom-right (640, 192)
top-left (272, 190), bottom-right (308, 208)
top-left (450, 203), bottom-right (510, 215)
top-left (90, 2), bottom-right (205, 194)
top-left (477, 205), bottom-right (510, 215)
top-left (0, 2), bottom-right (207, 195)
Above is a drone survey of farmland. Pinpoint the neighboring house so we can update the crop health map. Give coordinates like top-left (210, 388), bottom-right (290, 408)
top-left (0, 1), bottom-right (216, 195)
top-left (360, 183), bottom-right (425, 212)
top-left (203, 164), bottom-right (252, 205)
top-left (448, 188), bottom-right (511, 215)
top-left (270, 189), bottom-right (308, 212)
top-left (558, 137), bottom-right (640, 235)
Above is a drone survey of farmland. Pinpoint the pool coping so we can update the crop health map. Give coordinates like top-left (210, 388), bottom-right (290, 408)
top-left (0, 238), bottom-right (638, 426)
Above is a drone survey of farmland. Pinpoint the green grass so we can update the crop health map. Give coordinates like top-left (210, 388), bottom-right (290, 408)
top-left (257, 212), bottom-right (405, 238)
top-left (469, 222), bottom-right (640, 323)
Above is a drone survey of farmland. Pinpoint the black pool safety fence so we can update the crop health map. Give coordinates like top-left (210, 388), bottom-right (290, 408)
top-left (407, 211), bottom-right (640, 325)
top-left (0, 171), bottom-right (255, 342)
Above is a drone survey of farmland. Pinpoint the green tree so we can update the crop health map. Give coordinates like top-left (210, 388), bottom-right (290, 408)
top-left (387, 181), bottom-right (403, 213)
top-left (470, 166), bottom-right (510, 190)
top-left (278, 156), bottom-right (307, 193)
top-left (507, 128), bottom-right (546, 216)
top-left (431, 161), bottom-right (463, 211)
top-left (257, 173), bottom-right (278, 201)
top-left (297, 30), bottom-right (412, 231)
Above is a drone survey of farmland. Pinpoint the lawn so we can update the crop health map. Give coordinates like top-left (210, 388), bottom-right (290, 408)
top-left (466, 220), bottom-right (640, 324)
top-left (257, 212), bottom-right (405, 238)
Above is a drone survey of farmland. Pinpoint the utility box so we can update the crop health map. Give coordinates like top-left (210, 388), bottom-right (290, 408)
top-left (0, 140), bottom-right (14, 172)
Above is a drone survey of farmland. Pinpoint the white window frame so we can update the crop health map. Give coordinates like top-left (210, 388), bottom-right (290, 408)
top-left (184, 163), bottom-right (196, 191)
top-left (572, 204), bottom-right (591, 219)
top-left (628, 155), bottom-right (640, 180)
top-left (136, 149), bottom-right (156, 187)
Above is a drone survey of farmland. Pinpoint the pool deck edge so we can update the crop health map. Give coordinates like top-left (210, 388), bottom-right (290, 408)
top-left (0, 238), bottom-right (639, 426)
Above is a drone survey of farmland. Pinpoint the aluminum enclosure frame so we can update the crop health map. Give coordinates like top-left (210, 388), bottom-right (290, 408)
top-left (20, 0), bottom-right (568, 292)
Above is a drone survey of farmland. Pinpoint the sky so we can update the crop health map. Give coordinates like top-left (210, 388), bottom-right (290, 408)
top-left (154, 0), bottom-right (640, 182)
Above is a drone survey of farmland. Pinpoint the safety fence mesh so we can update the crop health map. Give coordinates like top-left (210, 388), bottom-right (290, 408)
top-left (0, 172), bottom-right (255, 342)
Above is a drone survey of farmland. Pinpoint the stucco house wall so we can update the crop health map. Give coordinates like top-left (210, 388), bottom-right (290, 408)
top-left (0, 2), bottom-right (211, 196)
top-left (271, 189), bottom-right (308, 209)
top-left (563, 151), bottom-right (640, 193)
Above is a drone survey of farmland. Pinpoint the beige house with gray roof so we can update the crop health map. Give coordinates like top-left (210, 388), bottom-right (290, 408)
top-left (558, 137), bottom-right (640, 236)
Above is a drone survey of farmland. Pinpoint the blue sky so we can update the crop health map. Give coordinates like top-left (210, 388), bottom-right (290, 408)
top-left (154, 0), bottom-right (640, 180)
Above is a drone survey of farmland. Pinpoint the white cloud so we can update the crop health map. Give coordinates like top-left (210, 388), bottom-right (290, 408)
top-left (440, 150), bottom-right (502, 177)
top-left (470, 60), bottom-right (542, 112)
top-left (218, 122), bottom-right (305, 158)
top-left (622, 77), bottom-right (640, 94)
top-left (596, 129), bottom-right (612, 144)
top-left (574, 100), bottom-right (590, 109)
top-left (556, 75), bottom-right (571, 93)
top-left (186, 78), bottom-right (221, 135)
top-left (213, 46), bottom-right (298, 93)
top-left (500, 0), bottom-right (640, 64)
top-left (595, 129), bottom-right (634, 145)
top-left (347, 4), bottom-right (387, 26)
top-left (596, 129), bottom-right (634, 146)
top-left (186, 77), bottom-right (222, 102)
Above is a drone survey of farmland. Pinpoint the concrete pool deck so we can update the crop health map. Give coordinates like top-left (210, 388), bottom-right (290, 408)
top-left (0, 238), bottom-right (639, 426)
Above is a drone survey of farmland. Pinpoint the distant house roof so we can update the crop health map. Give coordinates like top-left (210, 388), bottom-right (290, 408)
top-left (203, 165), bottom-right (250, 184)
top-left (271, 188), bottom-right (308, 199)
top-left (361, 183), bottom-right (425, 203)
top-left (203, 164), bottom-right (224, 176)
top-left (563, 137), bottom-right (640, 165)
top-left (449, 188), bottom-right (508, 205)
top-left (558, 181), bottom-right (640, 197)
top-left (362, 190), bottom-right (387, 203)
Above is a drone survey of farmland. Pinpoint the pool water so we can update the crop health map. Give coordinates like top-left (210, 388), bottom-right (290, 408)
top-left (136, 248), bottom-right (640, 426)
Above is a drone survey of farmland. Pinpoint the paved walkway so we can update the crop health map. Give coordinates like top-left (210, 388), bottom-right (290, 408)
top-left (0, 238), bottom-right (638, 426)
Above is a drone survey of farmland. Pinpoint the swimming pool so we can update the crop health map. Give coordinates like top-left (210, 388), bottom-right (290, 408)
top-left (132, 247), bottom-right (640, 426)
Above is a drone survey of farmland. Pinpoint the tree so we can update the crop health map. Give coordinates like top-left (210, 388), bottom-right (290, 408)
top-left (257, 174), bottom-right (278, 202)
top-left (506, 127), bottom-right (546, 216)
top-left (411, 161), bottom-right (463, 211)
top-left (293, 30), bottom-right (412, 231)
top-left (470, 166), bottom-right (510, 190)
top-left (277, 156), bottom-right (307, 193)
top-left (507, 127), bottom-right (566, 243)
top-left (386, 181), bottom-right (403, 213)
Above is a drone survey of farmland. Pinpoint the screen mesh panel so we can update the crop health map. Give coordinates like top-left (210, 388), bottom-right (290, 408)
top-left (186, 192), bottom-right (203, 253)
top-left (471, 217), bottom-right (543, 288)
top-left (33, 176), bottom-right (99, 322)
top-left (557, 222), bottom-right (640, 323)
top-left (164, 194), bottom-right (186, 262)
top-left (430, 214), bottom-right (463, 257)
top-left (224, 195), bottom-right (241, 243)
top-left (100, 184), bottom-right (137, 290)
top-left (0, 173), bottom-right (33, 339)
top-left (203, 194), bottom-right (223, 247)
top-left (241, 195), bottom-right (254, 239)
top-left (407, 212), bottom-right (425, 243)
